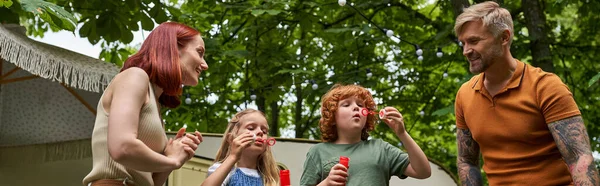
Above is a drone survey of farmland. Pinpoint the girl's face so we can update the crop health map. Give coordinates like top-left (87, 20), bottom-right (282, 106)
top-left (335, 96), bottom-right (367, 133)
top-left (236, 112), bottom-right (269, 154)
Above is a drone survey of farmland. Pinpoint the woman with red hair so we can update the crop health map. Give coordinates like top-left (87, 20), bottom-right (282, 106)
top-left (83, 22), bottom-right (208, 186)
top-left (300, 84), bottom-right (431, 186)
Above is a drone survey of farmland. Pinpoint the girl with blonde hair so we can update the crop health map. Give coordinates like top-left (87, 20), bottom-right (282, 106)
top-left (202, 109), bottom-right (279, 186)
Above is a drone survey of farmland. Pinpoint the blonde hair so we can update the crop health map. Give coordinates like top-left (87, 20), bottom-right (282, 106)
top-left (454, 1), bottom-right (513, 45)
top-left (214, 109), bottom-right (279, 186)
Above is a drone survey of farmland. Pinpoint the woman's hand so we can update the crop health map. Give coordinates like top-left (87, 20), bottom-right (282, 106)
top-left (164, 128), bottom-right (200, 168)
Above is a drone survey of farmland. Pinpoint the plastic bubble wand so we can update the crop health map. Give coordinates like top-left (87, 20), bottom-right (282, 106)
top-left (252, 133), bottom-right (276, 146)
top-left (360, 108), bottom-right (388, 119)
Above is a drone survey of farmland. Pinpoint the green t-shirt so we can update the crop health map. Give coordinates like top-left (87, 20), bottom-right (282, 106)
top-left (299, 139), bottom-right (410, 186)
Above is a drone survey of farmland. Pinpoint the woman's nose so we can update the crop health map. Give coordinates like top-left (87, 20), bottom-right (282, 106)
top-left (200, 61), bottom-right (209, 70)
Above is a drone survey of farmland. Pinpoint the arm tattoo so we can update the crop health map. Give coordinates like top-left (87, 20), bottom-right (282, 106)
top-left (457, 128), bottom-right (482, 186)
top-left (549, 116), bottom-right (599, 185)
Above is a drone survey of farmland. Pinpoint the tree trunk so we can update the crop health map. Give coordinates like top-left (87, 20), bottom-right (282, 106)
top-left (474, 0), bottom-right (503, 5)
top-left (451, 0), bottom-right (470, 18)
top-left (522, 0), bottom-right (554, 72)
top-left (295, 27), bottom-right (307, 138)
top-left (294, 83), bottom-right (304, 138)
top-left (257, 94), bottom-right (266, 113)
top-left (269, 100), bottom-right (280, 137)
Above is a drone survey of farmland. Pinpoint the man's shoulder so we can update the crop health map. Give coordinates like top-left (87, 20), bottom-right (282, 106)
top-left (521, 62), bottom-right (565, 87)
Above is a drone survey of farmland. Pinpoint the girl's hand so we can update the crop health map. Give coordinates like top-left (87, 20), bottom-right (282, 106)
top-left (381, 107), bottom-right (406, 135)
top-left (228, 132), bottom-right (254, 160)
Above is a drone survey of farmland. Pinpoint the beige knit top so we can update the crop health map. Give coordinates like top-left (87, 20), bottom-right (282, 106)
top-left (83, 83), bottom-right (167, 186)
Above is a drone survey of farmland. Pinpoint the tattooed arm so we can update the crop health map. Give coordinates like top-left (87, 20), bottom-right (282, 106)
top-left (457, 128), bottom-right (482, 186)
top-left (548, 116), bottom-right (599, 186)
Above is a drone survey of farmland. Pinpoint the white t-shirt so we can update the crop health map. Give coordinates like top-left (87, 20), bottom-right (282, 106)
top-left (207, 162), bottom-right (261, 186)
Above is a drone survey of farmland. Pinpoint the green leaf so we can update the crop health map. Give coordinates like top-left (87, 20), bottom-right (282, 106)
top-left (128, 20), bottom-right (139, 31)
top-left (432, 104), bottom-right (454, 116)
top-left (275, 69), bottom-right (315, 75)
top-left (20, 0), bottom-right (76, 31)
top-left (125, 0), bottom-right (139, 10)
top-left (4, 0), bottom-right (14, 8)
top-left (589, 72), bottom-right (600, 88)
top-left (251, 9), bottom-right (266, 16)
top-left (324, 27), bottom-right (359, 33)
top-left (167, 6), bottom-right (182, 18)
top-left (197, 13), bottom-right (212, 18)
top-left (140, 12), bottom-right (154, 30)
top-left (223, 50), bottom-right (250, 58)
top-left (121, 27), bottom-right (134, 43)
top-left (265, 10), bottom-right (281, 15)
top-left (302, 1), bottom-right (318, 7)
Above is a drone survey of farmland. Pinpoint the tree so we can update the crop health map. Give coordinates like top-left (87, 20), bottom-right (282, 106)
top-left (6, 0), bottom-right (600, 182)
top-left (0, 0), bottom-right (181, 62)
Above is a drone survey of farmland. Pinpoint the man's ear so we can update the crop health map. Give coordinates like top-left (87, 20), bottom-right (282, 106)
top-left (501, 29), bottom-right (511, 45)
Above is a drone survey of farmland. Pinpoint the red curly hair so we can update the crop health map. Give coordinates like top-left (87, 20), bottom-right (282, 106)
top-left (319, 84), bottom-right (377, 142)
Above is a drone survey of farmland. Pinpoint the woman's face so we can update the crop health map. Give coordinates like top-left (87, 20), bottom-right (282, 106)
top-left (179, 35), bottom-right (208, 86)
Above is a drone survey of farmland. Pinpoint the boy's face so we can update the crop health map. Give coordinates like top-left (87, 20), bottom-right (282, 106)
top-left (236, 112), bottom-right (269, 154)
top-left (335, 96), bottom-right (368, 133)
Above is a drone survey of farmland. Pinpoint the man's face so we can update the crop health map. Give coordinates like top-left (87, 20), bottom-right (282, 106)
top-left (458, 20), bottom-right (504, 74)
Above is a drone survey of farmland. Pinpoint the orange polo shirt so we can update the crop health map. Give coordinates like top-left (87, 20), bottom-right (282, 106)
top-left (455, 59), bottom-right (580, 185)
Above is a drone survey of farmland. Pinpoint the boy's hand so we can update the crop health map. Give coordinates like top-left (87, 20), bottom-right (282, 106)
top-left (381, 107), bottom-right (406, 135)
top-left (319, 164), bottom-right (348, 186)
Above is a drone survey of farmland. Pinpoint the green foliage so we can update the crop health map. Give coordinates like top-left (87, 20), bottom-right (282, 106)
top-left (589, 72), bottom-right (600, 88)
top-left (2, 0), bottom-right (179, 58)
top-left (17, 0), bottom-right (76, 31)
top-left (98, 43), bottom-right (138, 67)
top-left (1, 0), bottom-right (14, 8)
top-left (12, 0), bottom-right (600, 183)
